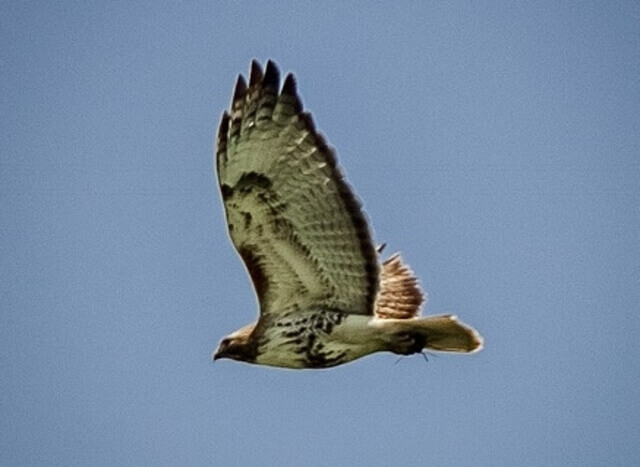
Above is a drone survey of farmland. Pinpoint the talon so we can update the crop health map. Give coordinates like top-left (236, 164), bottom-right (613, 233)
top-left (393, 332), bottom-right (427, 355)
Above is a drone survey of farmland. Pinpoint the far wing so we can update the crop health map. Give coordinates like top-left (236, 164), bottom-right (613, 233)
top-left (216, 60), bottom-right (379, 318)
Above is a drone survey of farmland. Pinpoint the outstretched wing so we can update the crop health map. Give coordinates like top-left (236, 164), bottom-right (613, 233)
top-left (216, 60), bottom-right (379, 318)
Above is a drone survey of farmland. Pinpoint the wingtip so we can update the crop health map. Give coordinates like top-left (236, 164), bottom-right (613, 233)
top-left (218, 111), bottom-right (230, 138)
top-left (282, 73), bottom-right (302, 113)
top-left (216, 111), bottom-right (230, 167)
top-left (249, 59), bottom-right (263, 87)
top-left (282, 73), bottom-right (297, 95)
top-left (232, 75), bottom-right (247, 105)
top-left (263, 59), bottom-right (280, 90)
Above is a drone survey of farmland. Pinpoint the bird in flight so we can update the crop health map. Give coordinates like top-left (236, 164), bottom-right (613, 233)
top-left (213, 60), bottom-right (482, 369)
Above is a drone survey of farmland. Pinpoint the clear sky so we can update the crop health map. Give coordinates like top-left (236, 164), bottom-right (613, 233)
top-left (1, 2), bottom-right (639, 466)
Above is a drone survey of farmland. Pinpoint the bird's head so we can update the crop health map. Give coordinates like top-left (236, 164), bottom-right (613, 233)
top-left (212, 323), bottom-right (257, 363)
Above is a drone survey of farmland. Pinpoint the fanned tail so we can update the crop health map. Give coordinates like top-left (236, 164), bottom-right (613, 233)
top-left (375, 254), bottom-right (424, 319)
top-left (373, 252), bottom-right (483, 353)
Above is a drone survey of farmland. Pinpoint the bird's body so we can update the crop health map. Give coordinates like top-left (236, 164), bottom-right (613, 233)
top-left (213, 60), bottom-right (483, 369)
top-left (246, 313), bottom-right (477, 369)
top-left (249, 311), bottom-right (365, 369)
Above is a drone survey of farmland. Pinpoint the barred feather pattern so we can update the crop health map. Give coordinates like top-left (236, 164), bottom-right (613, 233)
top-left (375, 254), bottom-right (425, 319)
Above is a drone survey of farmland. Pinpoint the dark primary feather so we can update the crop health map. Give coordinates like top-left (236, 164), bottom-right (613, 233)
top-left (216, 60), bottom-right (379, 318)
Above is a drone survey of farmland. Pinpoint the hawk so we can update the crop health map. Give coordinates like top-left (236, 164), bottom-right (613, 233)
top-left (213, 60), bottom-right (482, 369)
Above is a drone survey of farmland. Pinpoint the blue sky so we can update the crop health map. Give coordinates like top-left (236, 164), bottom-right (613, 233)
top-left (1, 1), bottom-right (638, 466)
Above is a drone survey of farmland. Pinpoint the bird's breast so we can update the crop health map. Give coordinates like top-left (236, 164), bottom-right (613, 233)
top-left (254, 311), bottom-right (377, 369)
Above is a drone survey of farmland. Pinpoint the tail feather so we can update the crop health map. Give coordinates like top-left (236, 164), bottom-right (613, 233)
top-left (376, 254), bottom-right (424, 319)
top-left (374, 252), bottom-right (483, 354)
top-left (377, 315), bottom-right (483, 353)
top-left (414, 315), bottom-right (483, 353)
